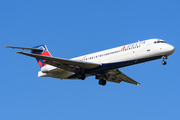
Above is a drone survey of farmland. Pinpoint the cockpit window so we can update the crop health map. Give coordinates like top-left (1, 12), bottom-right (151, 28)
top-left (154, 40), bottom-right (166, 44)
top-left (157, 41), bottom-right (166, 43)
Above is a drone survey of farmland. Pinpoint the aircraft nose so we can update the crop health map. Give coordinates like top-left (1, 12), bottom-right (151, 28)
top-left (167, 45), bottom-right (175, 55)
top-left (169, 45), bottom-right (175, 53)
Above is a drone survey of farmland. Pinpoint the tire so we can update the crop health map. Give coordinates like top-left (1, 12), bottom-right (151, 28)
top-left (78, 74), bottom-right (85, 80)
top-left (99, 79), bottom-right (106, 86)
top-left (162, 61), bottom-right (167, 65)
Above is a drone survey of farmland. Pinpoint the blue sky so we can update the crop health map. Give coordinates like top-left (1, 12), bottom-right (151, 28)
top-left (1, 0), bottom-right (180, 120)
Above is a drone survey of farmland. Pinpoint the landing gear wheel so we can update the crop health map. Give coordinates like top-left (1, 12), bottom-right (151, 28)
top-left (78, 74), bottom-right (85, 80)
top-left (99, 79), bottom-right (106, 86)
top-left (162, 61), bottom-right (167, 65)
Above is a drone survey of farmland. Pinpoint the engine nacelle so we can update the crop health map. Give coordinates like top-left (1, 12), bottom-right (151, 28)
top-left (41, 66), bottom-right (49, 73)
top-left (41, 65), bottom-right (60, 73)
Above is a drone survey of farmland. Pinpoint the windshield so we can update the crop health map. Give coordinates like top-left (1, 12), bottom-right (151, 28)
top-left (154, 40), bottom-right (166, 44)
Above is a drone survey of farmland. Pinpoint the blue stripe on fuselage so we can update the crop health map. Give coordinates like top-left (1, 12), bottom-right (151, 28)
top-left (86, 55), bottom-right (162, 74)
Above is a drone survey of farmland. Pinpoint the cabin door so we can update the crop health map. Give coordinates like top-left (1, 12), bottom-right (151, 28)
top-left (146, 44), bottom-right (150, 52)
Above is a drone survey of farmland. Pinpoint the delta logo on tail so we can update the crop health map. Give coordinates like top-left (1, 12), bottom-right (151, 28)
top-left (32, 45), bottom-right (52, 68)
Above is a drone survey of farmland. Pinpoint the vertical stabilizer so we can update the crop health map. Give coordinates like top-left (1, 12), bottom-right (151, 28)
top-left (31, 45), bottom-right (52, 68)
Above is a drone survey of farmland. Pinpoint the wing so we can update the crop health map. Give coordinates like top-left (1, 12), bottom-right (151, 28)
top-left (16, 52), bottom-right (101, 69)
top-left (103, 69), bottom-right (140, 85)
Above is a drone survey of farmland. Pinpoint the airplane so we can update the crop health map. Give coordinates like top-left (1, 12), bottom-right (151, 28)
top-left (5, 38), bottom-right (175, 86)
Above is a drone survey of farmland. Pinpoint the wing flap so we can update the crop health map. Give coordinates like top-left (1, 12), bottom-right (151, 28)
top-left (16, 52), bottom-right (101, 69)
top-left (104, 75), bottom-right (121, 83)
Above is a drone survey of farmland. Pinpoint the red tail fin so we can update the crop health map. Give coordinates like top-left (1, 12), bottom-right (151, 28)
top-left (31, 45), bottom-right (52, 68)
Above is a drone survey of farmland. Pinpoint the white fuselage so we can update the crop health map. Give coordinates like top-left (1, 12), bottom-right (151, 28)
top-left (38, 39), bottom-right (175, 79)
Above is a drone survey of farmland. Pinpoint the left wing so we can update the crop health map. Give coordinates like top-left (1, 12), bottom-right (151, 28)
top-left (103, 69), bottom-right (140, 85)
top-left (16, 52), bottom-right (101, 69)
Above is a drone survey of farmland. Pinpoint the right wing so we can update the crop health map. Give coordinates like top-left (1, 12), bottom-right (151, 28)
top-left (103, 69), bottom-right (140, 85)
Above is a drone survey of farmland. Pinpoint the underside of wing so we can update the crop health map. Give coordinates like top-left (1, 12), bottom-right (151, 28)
top-left (104, 69), bottom-right (140, 85)
top-left (16, 52), bottom-right (101, 69)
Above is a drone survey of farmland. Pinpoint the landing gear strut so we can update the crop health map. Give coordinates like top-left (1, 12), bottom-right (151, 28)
top-left (99, 79), bottom-right (106, 86)
top-left (78, 68), bottom-right (86, 80)
top-left (162, 56), bottom-right (167, 65)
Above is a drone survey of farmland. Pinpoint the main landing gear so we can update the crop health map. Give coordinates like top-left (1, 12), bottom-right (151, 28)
top-left (162, 56), bottom-right (167, 65)
top-left (78, 68), bottom-right (86, 80)
top-left (99, 79), bottom-right (106, 86)
top-left (78, 74), bottom-right (85, 80)
top-left (96, 74), bottom-right (107, 86)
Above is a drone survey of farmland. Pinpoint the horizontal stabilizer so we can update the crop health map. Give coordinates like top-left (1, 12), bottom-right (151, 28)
top-left (5, 46), bottom-right (43, 52)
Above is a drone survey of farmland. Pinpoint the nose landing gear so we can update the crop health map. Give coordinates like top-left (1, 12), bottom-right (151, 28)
top-left (162, 61), bottom-right (167, 65)
top-left (162, 56), bottom-right (167, 65)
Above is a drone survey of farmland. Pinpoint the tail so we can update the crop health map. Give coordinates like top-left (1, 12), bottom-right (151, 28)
top-left (31, 45), bottom-right (52, 68)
